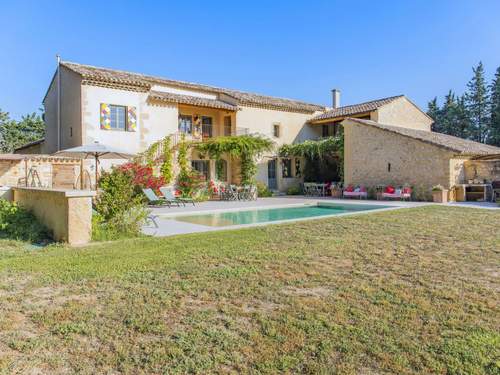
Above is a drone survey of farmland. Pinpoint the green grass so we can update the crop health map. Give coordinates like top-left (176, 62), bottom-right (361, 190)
top-left (0, 206), bottom-right (499, 374)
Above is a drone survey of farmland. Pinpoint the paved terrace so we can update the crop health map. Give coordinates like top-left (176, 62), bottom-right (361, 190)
top-left (142, 196), bottom-right (497, 237)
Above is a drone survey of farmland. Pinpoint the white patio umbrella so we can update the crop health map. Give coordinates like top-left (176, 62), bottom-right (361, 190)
top-left (55, 141), bottom-right (134, 189)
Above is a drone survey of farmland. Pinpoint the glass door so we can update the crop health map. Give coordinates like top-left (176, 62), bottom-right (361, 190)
top-left (267, 159), bottom-right (277, 190)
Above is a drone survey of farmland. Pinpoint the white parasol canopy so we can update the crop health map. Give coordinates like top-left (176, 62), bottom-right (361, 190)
top-left (55, 141), bottom-right (134, 188)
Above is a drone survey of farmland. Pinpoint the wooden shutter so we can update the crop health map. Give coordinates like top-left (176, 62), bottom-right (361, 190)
top-left (127, 106), bottom-right (137, 131)
top-left (100, 103), bottom-right (111, 129)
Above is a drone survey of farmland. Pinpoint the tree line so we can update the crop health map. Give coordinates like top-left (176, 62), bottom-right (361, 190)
top-left (0, 109), bottom-right (45, 153)
top-left (427, 62), bottom-right (500, 146)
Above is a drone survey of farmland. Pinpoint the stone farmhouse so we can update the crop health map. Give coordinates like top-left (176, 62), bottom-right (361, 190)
top-left (11, 60), bottom-right (500, 195)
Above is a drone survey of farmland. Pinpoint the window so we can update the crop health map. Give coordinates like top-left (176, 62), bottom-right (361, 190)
top-left (322, 125), bottom-right (329, 138)
top-left (295, 158), bottom-right (301, 177)
top-left (191, 160), bottom-right (210, 181)
top-left (179, 115), bottom-right (192, 134)
top-left (322, 123), bottom-right (340, 137)
top-left (109, 105), bottom-right (127, 130)
top-left (70, 127), bottom-right (73, 137)
top-left (387, 162), bottom-right (391, 172)
top-left (216, 159), bottom-right (228, 181)
top-left (282, 158), bottom-right (292, 178)
top-left (273, 123), bottom-right (280, 138)
top-left (202, 116), bottom-right (213, 138)
top-left (224, 116), bottom-right (232, 136)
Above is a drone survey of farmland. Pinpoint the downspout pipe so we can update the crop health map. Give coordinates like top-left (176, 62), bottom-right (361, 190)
top-left (56, 54), bottom-right (61, 151)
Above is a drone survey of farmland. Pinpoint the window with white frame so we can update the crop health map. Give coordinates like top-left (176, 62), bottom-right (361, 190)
top-left (109, 105), bottom-right (127, 130)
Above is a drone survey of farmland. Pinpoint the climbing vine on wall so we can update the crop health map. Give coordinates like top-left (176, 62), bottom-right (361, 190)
top-left (177, 134), bottom-right (190, 176)
top-left (195, 135), bottom-right (274, 185)
top-left (160, 136), bottom-right (173, 183)
top-left (279, 135), bottom-right (344, 182)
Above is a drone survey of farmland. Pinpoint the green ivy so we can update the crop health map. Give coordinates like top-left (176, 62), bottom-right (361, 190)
top-left (195, 135), bottom-right (274, 185)
top-left (177, 135), bottom-right (190, 176)
top-left (160, 136), bottom-right (173, 183)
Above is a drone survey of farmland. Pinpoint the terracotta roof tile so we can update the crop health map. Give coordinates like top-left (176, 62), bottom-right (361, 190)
top-left (309, 95), bottom-right (404, 122)
top-left (61, 61), bottom-right (325, 114)
top-left (148, 91), bottom-right (238, 111)
top-left (345, 118), bottom-right (500, 156)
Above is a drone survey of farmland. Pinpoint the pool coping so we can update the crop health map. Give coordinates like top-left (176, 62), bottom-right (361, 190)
top-left (144, 201), bottom-right (408, 237)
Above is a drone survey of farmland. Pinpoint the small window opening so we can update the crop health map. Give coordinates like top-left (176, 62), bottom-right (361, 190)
top-left (387, 163), bottom-right (391, 172)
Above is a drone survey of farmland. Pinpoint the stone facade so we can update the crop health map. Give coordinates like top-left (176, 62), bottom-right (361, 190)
top-left (464, 159), bottom-right (500, 182)
top-left (0, 156), bottom-right (83, 189)
top-left (343, 121), bottom-right (459, 193)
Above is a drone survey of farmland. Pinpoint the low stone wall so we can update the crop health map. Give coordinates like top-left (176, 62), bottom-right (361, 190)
top-left (12, 187), bottom-right (95, 245)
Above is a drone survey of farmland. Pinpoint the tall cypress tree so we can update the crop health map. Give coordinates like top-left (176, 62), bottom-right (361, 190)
top-left (441, 91), bottom-right (458, 136)
top-left (427, 97), bottom-right (442, 132)
top-left (489, 66), bottom-right (500, 146)
top-left (465, 62), bottom-right (489, 143)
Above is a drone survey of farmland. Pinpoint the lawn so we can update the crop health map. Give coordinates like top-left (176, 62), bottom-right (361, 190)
top-left (0, 206), bottom-right (499, 374)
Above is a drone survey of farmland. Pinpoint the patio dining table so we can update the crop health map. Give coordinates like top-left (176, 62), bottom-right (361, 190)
top-left (304, 183), bottom-right (328, 196)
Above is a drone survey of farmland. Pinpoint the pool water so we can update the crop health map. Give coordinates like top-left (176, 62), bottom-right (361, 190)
top-left (173, 203), bottom-right (389, 227)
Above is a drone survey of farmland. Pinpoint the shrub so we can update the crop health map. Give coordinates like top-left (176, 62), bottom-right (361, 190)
top-left (0, 199), bottom-right (50, 243)
top-left (257, 182), bottom-right (273, 197)
top-left (286, 186), bottom-right (301, 195)
top-left (94, 167), bottom-right (149, 240)
top-left (177, 170), bottom-right (208, 200)
top-left (118, 162), bottom-right (165, 196)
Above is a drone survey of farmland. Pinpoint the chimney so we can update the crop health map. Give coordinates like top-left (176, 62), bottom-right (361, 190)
top-left (331, 89), bottom-right (341, 109)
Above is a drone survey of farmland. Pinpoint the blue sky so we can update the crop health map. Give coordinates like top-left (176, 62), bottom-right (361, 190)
top-left (1, 0), bottom-right (499, 119)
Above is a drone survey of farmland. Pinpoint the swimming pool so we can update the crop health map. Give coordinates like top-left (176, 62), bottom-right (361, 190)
top-left (173, 203), bottom-right (390, 227)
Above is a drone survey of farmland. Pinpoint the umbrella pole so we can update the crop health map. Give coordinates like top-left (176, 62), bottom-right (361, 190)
top-left (95, 154), bottom-right (99, 190)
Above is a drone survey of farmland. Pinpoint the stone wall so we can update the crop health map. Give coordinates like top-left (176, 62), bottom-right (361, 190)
top-left (12, 187), bottom-right (95, 245)
top-left (344, 121), bottom-right (458, 194)
top-left (464, 159), bottom-right (500, 182)
top-left (0, 156), bottom-right (84, 188)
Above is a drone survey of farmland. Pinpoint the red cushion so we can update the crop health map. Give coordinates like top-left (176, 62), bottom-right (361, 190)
top-left (385, 186), bottom-right (395, 194)
top-left (345, 185), bottom-right (354, 192)
top-left (402, 187), bottom-right (412, 194)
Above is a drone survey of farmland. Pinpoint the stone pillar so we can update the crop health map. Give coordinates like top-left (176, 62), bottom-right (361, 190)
top-left (12, 187), bottom-right (96, 245)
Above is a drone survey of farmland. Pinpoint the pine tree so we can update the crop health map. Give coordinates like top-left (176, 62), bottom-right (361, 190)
top-left (465, 62), bottom-right (489, 143)
top-left (427, 97), bottom-right (442, 132)
top-left (489, 66), bottom-right (500, 146)
top-left (441, 91), bottom-right (458, 136)
top-left (455, 95), bottom-right (471, 140)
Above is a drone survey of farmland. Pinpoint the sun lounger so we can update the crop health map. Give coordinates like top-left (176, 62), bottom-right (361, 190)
top-left (142, 188), bottom-right (179, 207)
top-left (159, 187), bottom-right (195, 206)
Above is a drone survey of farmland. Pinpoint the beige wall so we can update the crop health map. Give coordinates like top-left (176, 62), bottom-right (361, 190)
top-left (81, 85), bottom-right (178, 154)
top-left (236, 106), bottom-right (316, 189)
top-left (236, 105), bottom-right (316, 145)
top-left (373, 97), bottom-right (433, 131)
top-left (12, 187), bottom-right (95, 245)
top-left (43, 66), bottom-right (82, 154)
top-left (344, 121), bottom-right (457, 192)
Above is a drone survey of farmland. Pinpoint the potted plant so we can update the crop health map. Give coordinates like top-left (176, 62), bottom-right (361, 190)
top-left (431, 184), bottom-right (448, 203)
top-left (330, 183), bottom-right (342, 198)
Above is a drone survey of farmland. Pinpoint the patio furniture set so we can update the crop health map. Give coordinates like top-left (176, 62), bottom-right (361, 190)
top-left (213, 184), bottom-right (257, 201)
top-left (302, 182), bottom-right (412, 201)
